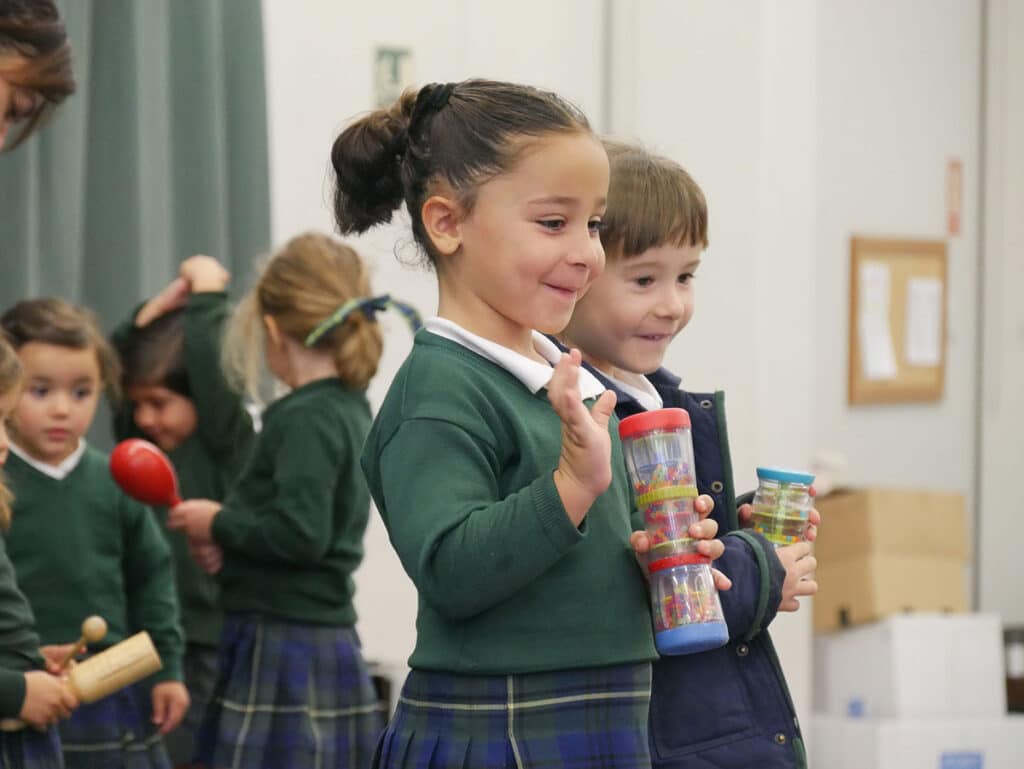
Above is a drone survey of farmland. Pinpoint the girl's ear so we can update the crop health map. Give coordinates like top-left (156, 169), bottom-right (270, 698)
top-left (262, 315), bottom-right (282, 347)
top-left (421, 195), bottom-right (465, 258)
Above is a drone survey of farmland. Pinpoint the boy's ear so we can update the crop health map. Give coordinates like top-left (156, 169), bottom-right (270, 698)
top-left (420, 195), bottom-right (465, 257)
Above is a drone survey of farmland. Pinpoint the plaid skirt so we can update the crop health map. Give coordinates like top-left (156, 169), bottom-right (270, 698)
top-left (374, 663), bottom-right (654, 769)
top-left (0, 727), bottom-right (62, 769)
top-left (195, 614), bottom-right (385, 769)
top-left (58, 680), bottom-right (170, 769)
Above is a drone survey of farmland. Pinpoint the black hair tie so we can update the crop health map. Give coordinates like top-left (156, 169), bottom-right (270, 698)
top-left (408, 82), bottom-right (455, 142)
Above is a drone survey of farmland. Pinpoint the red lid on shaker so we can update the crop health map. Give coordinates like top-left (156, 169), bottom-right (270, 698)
top-left (618, 407), bottom-right (691, 440)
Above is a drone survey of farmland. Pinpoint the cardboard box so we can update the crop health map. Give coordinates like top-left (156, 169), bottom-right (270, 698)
top-left (814, 614), bottom-right (1006, 718)
top-left (813, 487), bottom-right (969, 632)
top-left (814, 488), bottom-right (968, 562)
top-left (814, 554), bottom-right (968, 632)
top-left (811, 715), bottom-right (1024, 769)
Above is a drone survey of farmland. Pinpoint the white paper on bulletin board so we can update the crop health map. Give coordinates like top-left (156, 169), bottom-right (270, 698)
top-left (857, 261), bottom-right (898, 380)
top-left (904, 277), bottom-right (943, 366)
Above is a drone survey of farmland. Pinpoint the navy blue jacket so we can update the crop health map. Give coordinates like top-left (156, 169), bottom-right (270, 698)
top-left (591, 365), bottom-right (807, 768)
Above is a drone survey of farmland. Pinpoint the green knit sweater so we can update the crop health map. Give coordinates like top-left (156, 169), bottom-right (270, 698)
top-left (361, 331), bottom-right (656, 674)
top-left (4, 447), bottom-right (184, 682)
top-left (0, 535), bottom-right (43, 718)
top-left (112, 292), bottom-right (255, 646)
top-left (212, 377), bottom-right (372, 626)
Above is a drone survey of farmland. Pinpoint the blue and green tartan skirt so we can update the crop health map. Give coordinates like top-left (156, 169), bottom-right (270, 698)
top-left (57, 679), bottom-right (169, 769)
top-left (374, 662), bottom-right (654, 769)
top-left (0, 726), bottom-right (62, 769)
top-left (195, 614), bottom-right (385, 769)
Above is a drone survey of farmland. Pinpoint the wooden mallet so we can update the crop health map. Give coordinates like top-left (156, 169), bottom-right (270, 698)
top-left (57, 615), bottom-right (108, 670)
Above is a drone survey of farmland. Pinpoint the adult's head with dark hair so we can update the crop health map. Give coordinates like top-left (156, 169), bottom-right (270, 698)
top-left (330, 78), bottom-right (594, 266)
top-left (0, 0), bottom-right (75, 152)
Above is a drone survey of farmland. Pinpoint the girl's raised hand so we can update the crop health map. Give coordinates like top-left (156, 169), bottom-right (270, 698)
top-left (548, 349), bottom-right (617, 527)
top-left (179, 254), bottom-right (230, 294)
top-left (134, 277), bottom-right (190, 328)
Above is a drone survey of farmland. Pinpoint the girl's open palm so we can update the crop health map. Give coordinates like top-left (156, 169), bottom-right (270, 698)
top-left (548, 349), bottom-right (617, 527)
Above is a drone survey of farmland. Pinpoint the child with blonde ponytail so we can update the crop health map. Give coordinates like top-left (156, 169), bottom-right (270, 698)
top-left (168, 232), bottom-right (420, 767)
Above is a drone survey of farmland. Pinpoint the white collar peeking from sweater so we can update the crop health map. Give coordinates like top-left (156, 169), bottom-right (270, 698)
top-left (424, 317), bottom-right (606, 400)
top-left (9, 440), bottom-right (87, 481)
top-left (602, 369), bottom-right (664, 412)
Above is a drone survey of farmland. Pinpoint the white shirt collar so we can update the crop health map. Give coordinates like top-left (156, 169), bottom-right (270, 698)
top-left (9, 440), bottom-right (87, 481)
top-left (424, 317), bottom-right (606, 399)
top-left (603, 370), bottom-right (664, 412)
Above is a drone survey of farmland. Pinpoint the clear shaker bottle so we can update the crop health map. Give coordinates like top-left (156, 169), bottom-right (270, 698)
top-left (619, 408), bottom-right (728, 655)
top-left (750, 467), bottom-right (816, 547)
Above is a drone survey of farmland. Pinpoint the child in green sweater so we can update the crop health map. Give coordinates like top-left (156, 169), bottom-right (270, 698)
top-left (329, 79), bottom-right (726, 769)
top-left (0, 336), bottom-right (78, 766)
top-left (111, 255), bottom-right (254, 768)
top-left (1, 298), bottom-right (186, 769)
top-left (167, 233), bottom-right (408, 768)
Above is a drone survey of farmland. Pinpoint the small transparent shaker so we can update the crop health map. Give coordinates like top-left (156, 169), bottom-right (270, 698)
top-left (750, 467), bottom-right (816, 547)
top-left (619, 408), bottom-right (728, 655)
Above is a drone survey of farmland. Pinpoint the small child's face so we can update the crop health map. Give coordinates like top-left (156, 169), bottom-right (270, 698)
top-left (127, 384), bottom-right (197, 453)
top-left (0, 385), bottom-right (19, 467)
top-left (442, 131), bottom-right (609, 347)
top-left (10, 342), bottom-right (102, 465)
top-left (564, 242), bottom-right (703, 378)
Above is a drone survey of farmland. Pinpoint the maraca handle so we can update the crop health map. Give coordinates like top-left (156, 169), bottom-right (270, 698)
top-left (57, 644), bottom-right (80, 670)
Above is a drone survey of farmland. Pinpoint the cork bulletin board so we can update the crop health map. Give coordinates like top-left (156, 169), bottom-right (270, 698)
top-left (848, 237), bottom-right (947, 405)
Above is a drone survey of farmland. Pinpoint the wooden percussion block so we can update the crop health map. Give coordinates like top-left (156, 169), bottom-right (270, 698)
top-left (0, 632), bottom-right (162, 731)
top-left (67, 631), bottom-right (162, 704)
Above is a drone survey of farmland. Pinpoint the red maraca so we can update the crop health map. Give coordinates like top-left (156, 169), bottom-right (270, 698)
top-left (109, 438), bottom-right (181, 506)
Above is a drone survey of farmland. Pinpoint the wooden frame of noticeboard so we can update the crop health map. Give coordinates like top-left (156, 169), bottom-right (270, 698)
top-left (848, 237), bottom-right (947, 405)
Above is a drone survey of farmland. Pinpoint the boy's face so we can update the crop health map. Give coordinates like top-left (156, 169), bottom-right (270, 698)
top-left (127, 384), bottom-right (197, 453)
top-left (10, 342), bottom-right (102, 465)
top-left (564, 241), bottom-right (702, 377)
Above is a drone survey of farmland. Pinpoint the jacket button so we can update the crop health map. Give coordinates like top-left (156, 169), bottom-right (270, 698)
top-left (736, 643), bottom-right (749, 657)
top-left (711, 481), bottom-right (724, 493)
top-left (774, 733), bottom-right (787, 745)
top-left (700, 399), bottom-right (713, 409)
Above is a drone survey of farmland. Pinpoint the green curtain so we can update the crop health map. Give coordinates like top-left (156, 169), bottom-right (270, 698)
top-left (0, 0), bottom-right (270, 319)
top-left (0, 0), bottom-right (270, 447)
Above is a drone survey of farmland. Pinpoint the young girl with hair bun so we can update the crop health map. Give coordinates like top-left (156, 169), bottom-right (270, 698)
top-left (331, 79), bottom-right (727, 769)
